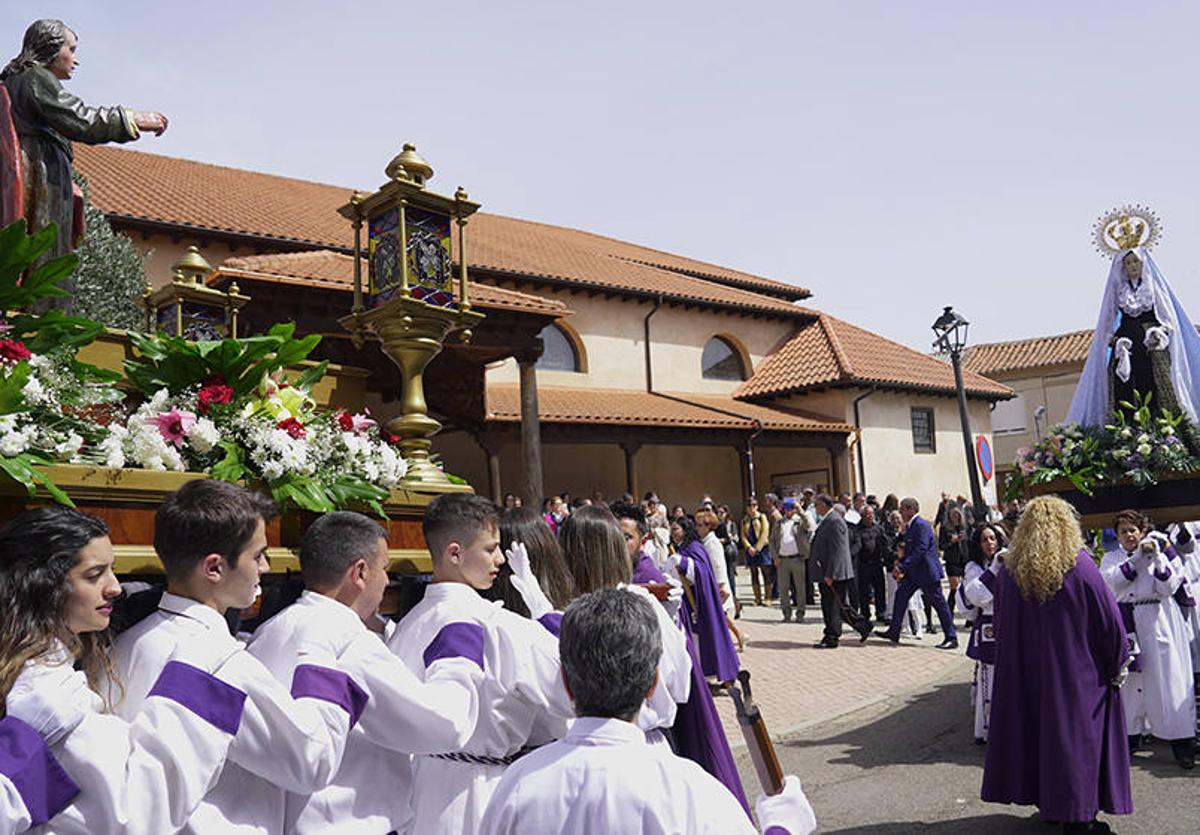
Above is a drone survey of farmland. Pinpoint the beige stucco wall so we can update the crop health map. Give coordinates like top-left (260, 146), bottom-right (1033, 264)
top-left (123, 233), bottom-right (243, 290)
top-left (486, 291), bottom-right (794, 394)
top-left (775, 389), bottom-right (998, 514)
top-left (987, 366), bottom-right (1082, 471)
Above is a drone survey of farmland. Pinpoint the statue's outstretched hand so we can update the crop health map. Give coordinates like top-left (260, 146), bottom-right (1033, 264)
top-left (134, 111), bottom-right (169, 136)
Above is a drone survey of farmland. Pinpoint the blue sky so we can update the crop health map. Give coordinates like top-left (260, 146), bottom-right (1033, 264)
top-left (8, 2), bottom-right (1200, 351)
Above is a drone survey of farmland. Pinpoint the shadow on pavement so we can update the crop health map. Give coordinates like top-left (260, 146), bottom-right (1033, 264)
top-left (825, 812), bottom-right (1043, 833)
top-left (1128, 741), bottom-right (1198, 780)
top-left (779, 680), bottom-right (980, 769)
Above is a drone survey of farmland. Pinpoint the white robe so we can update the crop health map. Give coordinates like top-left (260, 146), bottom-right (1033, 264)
top-left (247, 591), bottom-right (483, 834)
top-left (957, 561), bottom-right (996, 740)
top-left (5, 643), bottom-right (245, 834)
top-left (478, 716), bottom-right (815, 835)
top-left (702, 532), bottom-right (734, 616)
top-left (110, 593), bottom-right (358, 834)
top-left (619, 584), bottom-right (692, 741)
top-left (387, 581), bottom-right (573, 835)
top-left (1100, 547), bottom-right (1196, 739)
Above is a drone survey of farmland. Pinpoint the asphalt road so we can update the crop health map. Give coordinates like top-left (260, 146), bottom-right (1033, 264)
top-left (733, 662), bottom-right (1198, 833)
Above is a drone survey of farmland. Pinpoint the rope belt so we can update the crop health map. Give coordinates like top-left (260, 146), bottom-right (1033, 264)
top-left (1128, 598), bottom-right (1161, 606)
top-left (428, 745), bottom-right (542, 767)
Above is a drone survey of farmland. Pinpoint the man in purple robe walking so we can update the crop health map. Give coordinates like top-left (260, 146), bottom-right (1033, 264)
top-left (981, 496), bottom-right (1132, 833)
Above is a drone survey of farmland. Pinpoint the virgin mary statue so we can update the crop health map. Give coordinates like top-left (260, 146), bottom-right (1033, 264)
top-left (1067, 208), bottom-right (1200, 447)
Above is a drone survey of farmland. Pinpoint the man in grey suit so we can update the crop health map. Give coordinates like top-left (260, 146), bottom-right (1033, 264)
top-left (809, 494), bottom-right (871, 648)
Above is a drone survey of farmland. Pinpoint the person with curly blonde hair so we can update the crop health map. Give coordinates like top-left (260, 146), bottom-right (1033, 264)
top-left (982, 496), bottom-right (1132, 833)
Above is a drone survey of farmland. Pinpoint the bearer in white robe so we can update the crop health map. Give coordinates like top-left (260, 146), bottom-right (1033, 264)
top-left (956, 525), bottom-right (1004, 744)
top-left (387, 494), bottom-right (574, 835)
top-left (8, 640), bottom-right (248, 835)
top-left (0, 504), bottom-right (251, 835)
top-left (1100, 511), bottom-right (1196, 769)
top-left (1169, 521), bottom-right (1200, 671)
top-left (249, 511), bottom-right (484, 834)
top-left (478, 588), bottom-right (816, 835)
top-left (111, 481), bottom-right (366, 833)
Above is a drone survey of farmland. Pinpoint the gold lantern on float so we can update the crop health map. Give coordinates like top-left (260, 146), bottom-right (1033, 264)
top-left (338, 144), bottom-right (484, 490)
top-left (142, 246), bottom-right (250, 339)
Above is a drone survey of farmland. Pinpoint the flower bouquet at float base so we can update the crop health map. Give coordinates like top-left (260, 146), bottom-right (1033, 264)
top-left (0, 219), bottom-right (127, 505)
top-left (1005, 390), bottom-right (1198, 501)
top-left (115, 323), bottom-right (406, 514)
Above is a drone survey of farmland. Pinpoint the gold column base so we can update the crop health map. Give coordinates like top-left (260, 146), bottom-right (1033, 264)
top-left (341, 294), bottom-right (484, 493)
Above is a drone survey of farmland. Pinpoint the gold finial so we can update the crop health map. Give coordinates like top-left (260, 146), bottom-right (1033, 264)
top-left (227, 281), bottom-right (240, 296)
top-left (454, 186), bottom-right (469, 201)
top-left (385, 143), bottom-right (434, 186)
top-left (1092, 204), bottom-right (1162, 258)
top-left (171, 246), bottom-right (213, 284)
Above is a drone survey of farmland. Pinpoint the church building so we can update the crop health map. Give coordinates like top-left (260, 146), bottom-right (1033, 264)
top-left (73, 144), bottom-right (1010, 514)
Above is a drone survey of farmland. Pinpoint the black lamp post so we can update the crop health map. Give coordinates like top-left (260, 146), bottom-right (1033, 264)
top-left (932, 306), bottom-right (987, 524)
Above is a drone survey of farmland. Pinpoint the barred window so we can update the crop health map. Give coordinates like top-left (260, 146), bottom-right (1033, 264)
top-left (911, 407), bottom-right (936, 453)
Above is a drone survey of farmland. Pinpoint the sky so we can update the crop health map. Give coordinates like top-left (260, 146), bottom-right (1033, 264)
top-left (7, 1), bottom-right (1200, 352)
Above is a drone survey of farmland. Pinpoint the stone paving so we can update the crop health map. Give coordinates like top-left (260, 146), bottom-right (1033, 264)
top-left (709, 575), bottom-right (972, 746)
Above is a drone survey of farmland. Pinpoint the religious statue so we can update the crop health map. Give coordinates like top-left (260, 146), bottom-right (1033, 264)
top-left (1067, 205), bottom-right (1200, 448)
top-left (0, 19), bottom-right (168, 308)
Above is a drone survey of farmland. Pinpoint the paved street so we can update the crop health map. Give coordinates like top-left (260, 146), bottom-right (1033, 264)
top-left (713, 589), bottom-right (1198, 833)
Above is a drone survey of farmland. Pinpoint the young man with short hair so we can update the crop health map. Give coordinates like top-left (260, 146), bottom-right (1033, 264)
top-left (478, 588), bottom-right (817, 835)
top-left (248, 511), bottom-right (485, 832)
top-left (111, 480), bottom-right (365, 835)
top-left (387, 493), bottom-right (574, 835)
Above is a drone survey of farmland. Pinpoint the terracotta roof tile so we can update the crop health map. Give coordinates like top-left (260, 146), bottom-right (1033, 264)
top-left (486, 384), bottom-right (850, 433)
top-left (73, 145), bottom-right (808, 314)
top-left (737, 312), bottom-right (1012, 401)
top-left (212, 250), bottom-right (569, 316)
top-left (960, 330), bottom-right (1094, 376)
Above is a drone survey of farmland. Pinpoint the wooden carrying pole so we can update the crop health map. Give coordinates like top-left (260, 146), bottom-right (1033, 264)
top-left (728, 670), bottom-right (784, 795)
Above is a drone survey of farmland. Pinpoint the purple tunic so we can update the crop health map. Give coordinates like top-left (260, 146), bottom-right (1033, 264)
top-left (672, 627), bottom-right (751, 817)
top-left (982, 551), bottom-right (1133, 822)
top-left (677, 540), bottom-right (740, 683)
top-left (632, 551), bottom-right (666, 585)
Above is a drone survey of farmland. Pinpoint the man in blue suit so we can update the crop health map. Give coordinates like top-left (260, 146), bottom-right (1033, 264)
top-left (875, 497), bottom-right (958, 648)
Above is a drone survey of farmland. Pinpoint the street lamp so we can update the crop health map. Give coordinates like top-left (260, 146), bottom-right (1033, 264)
top-left (931, 306), bottom-right (987, 523)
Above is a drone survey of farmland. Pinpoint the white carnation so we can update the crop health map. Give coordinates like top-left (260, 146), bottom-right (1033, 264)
top-left (186, 418), bottom-right (221, 453)
top-left (21, 375), bottom-right (47, 405)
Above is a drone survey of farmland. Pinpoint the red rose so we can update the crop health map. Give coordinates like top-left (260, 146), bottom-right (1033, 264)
top-left (197, 383), bottom-right (234, 415)
top-left (277, 417), bottom-right (306, 439)
top-left (385, 432), bottom-right (402, 445)
top-left (336, 411), bottom-right (354, 432)
top-left (0, 339), bottom-right (31, 363)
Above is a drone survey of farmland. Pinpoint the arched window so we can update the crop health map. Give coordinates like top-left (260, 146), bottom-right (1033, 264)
top-left (701, 336), bottom-right (747, 381)
top-left (536, 323), bottom-right (581, 372)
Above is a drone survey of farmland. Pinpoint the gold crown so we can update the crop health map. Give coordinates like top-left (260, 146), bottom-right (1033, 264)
top-left (1092, 204), bottom-right (1162, 258)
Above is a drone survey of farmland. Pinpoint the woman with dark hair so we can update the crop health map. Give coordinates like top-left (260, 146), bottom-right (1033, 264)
top-left (669, 516), bottom-right (739, 682)
top-left (490, 507), bottom-right (574, 618)
top-left (558, 506), bottom-right (691, 749)
top-left (715, 504), bottom-right (742, 619)
top-left (1, 20), bottom-right (168, 281)
top-left (957, 523), bottom-right (1007, 744)
top-left (0, 505), bottom-right (247, 833)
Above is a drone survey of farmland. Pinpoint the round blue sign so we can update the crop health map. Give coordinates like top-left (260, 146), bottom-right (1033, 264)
top-left (976, 435), bottom-right (993, 483)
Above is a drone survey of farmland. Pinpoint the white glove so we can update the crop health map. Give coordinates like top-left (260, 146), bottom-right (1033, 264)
top-left (1114, 337), bottom-right (1133, 383)
top-left (755, 775), bottom-right (817, 835)
top-left (662, 574), bottom-right (685, 624)
top-left (506, 541), bottom-right (554, 619)
top-left (988, 549), bottom-right (1006, 575)
top-left (1145, 324), bottom-right (1171, 351)
top-left (6, 658), bottom-right (92, 746)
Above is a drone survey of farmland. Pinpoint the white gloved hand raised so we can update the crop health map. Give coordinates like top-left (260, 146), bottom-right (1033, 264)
top-left (506, 541), bottom-right (555, 619)
top-left (755, 775), bottom-right (817, 835)
top-left (1114, 337), bottom-right (1133, 383)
